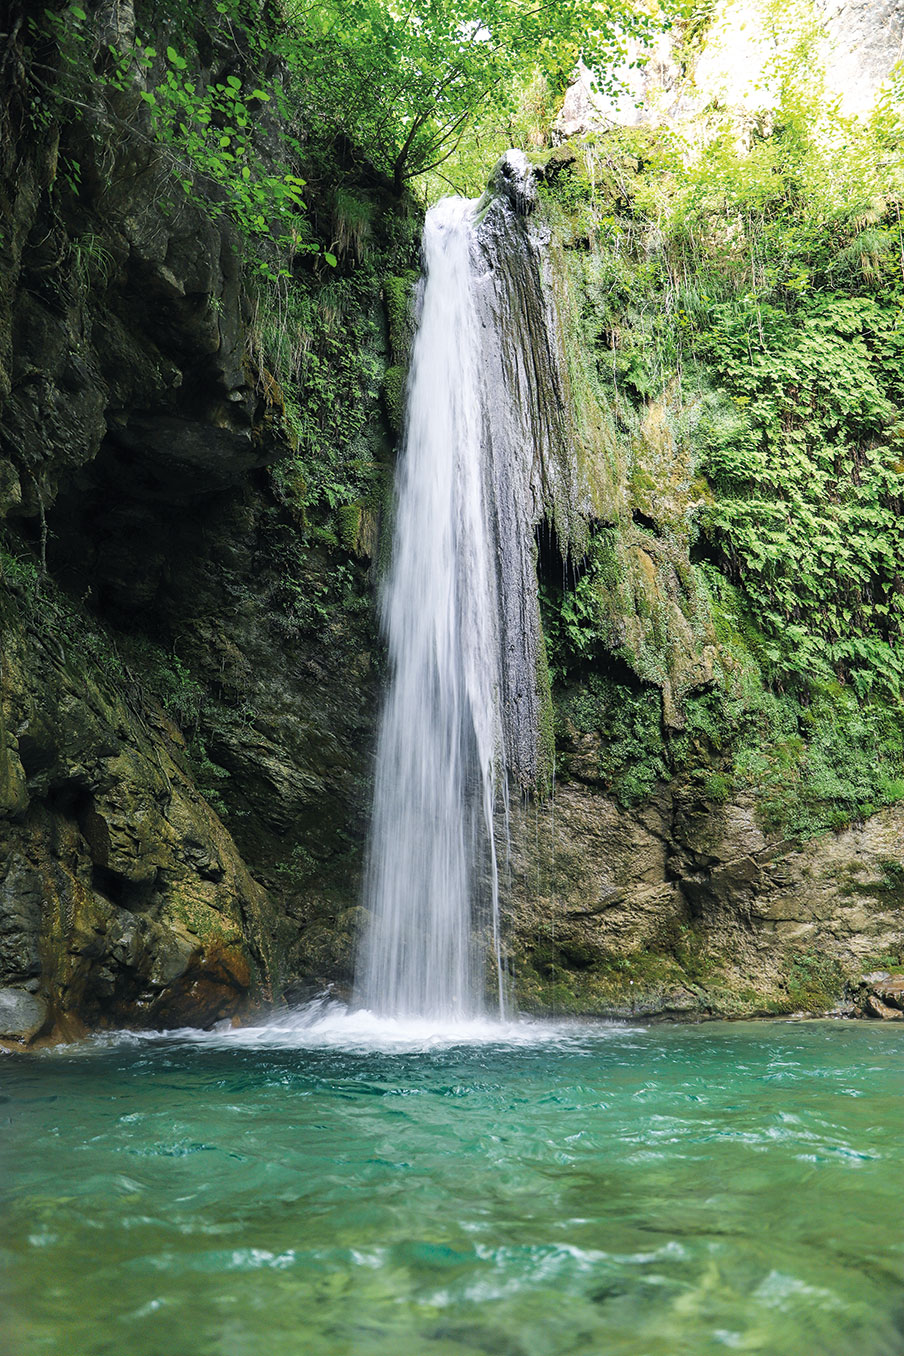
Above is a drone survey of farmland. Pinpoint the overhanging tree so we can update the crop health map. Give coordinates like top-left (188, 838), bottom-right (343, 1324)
top-left (286, 0), bottom-right (664, 193)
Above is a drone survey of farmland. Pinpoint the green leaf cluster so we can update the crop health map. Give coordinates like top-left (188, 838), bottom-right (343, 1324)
top-left (541, 73), bottom-right (904, 700)
top-left (697, 292), bottom-right (904, 697)
top-left (290, 0), bottom-right (665, 194)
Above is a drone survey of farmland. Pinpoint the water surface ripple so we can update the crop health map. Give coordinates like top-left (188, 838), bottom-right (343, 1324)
top-left (2, 1012), bottom-right (902, 1355)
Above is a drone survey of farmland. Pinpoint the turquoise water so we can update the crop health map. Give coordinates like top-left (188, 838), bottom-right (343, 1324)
top-left (1, 1009), bottom-right (902, 1356)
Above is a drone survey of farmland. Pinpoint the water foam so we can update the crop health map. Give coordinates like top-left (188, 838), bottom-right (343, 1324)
top-left (73, 1000), bottom-right (639, 1055)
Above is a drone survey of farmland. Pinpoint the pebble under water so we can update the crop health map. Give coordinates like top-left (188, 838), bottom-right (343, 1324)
top-left (2, 1011), bottom-right (902, 1355)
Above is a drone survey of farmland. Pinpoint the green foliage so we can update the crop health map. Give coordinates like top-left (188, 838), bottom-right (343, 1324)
top-left (261, 520), bottom-right (372, 642)
top-left (114, 634), bottom-right (234, 815)
top-left (383, 273), bottom-right (419, 365)
top-left (36, 0), bottom-right (319, 279)
top-left (556, 674), bottom-right (669, 805)
top-left (783, 951), bottom-right (843, 1012)
top-left (1, 543), bottom-right (128, 688)
top-left (540, 528), bottom-right (624, 682)
top-left (538, 52), bottom-right (904, 695)
top-left (118, 635), bottom-right (205, 729)
top-left (731, 687), bottom-right (904, 838)
top-left (292, 0), bottom-right (665, 193)
top-left (534, 49), bottom-right (904, 830)
top-left (257, 247), bottom-right (410, 542)
top-left (67, 232), bottom-right (115, 290)
top-left (684, 584), bottom-right (904, 836)
top-left (542, 537), bottom-right (904, 830)
top-left (0, 548), bottom-right (41, 594)
top-left (382, 366), bottom-right (407, 435)
top-left (685, 583), bottom-right (904, 836)
top-left (185, 734), bottom-right (232, 819)
top-left (697, 292), bottom-right (904, 697)
top-left (130, 52), bottom-right (310, 276)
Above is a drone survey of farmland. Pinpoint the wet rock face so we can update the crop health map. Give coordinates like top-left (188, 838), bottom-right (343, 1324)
top-left (0, 3), bottom-right (387, 1039)
top-left (0, 588), bottom-right (276, 1042)
top-left (470, 153), bottom-right (590, 789)
top-left (507, 783), bottom-right (904, 1018)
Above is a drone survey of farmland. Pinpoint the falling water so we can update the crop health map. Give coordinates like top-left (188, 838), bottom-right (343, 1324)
top-left (355, 196), bottom-right (505, 1020)
top-left (355, 152), bottom-right (585, 1021)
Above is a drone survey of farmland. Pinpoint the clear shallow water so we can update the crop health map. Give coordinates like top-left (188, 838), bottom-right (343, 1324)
top-left (2, 1010), bottom-right (902, 1356)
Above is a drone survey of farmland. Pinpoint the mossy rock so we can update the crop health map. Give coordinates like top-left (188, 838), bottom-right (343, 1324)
top-left (382, 365), bottom-right (407, 435)
top-left (383, 271), bottom-right (419, 365)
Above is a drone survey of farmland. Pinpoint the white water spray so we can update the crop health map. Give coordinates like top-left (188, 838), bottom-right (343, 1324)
top-left (355, 196), bottom-right (505, 1020)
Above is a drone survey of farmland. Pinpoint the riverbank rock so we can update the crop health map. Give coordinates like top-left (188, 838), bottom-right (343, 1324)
top-left (508, 785), bottom-right (904, 1019)
top-left (851, 972), bottom-right (904, 1019)
top-left (0, 988), bottom-right (48, 1043)
top-left (863, 994), bottom-right (903, 1020)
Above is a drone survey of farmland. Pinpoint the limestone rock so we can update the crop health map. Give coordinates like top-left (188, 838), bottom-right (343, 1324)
top-left (0, 988), bottom-right (47, 1042)
top-left (864, 993), bottom-right (904, 1020)
top-left (509, 776), bottom-right (904, 1018)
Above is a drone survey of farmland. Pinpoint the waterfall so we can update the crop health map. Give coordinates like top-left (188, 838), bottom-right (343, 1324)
top-left (355, 152), bottom-right (584, 1021)
top-left (354, 195), bottom-right (503, 1020)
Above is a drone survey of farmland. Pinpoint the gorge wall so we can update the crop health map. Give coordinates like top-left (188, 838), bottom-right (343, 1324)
top-left (1, 0), bottom-right (903, 1042)
top-left (0, 0), bottom-right (417, 1041)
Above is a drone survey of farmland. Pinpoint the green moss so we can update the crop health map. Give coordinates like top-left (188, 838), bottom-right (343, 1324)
top-left (382, 364), bottom-right (407, 435)
top-left (783, 951), bottom-right (844, 1013)
top-left (165, 892), bottom-right (242, 947)
top-left (337, 502), bottom-right (363, 554)
top-left (513, 934), bottom-right (845, 1019)
top-left (514, 940), bottom-right (701, 1018)
top-left (728, 682), bottom-right (904, 839)
top-left (702, 770), bottom-right (732, 804)
top-left (383, 271), bottom-right (419, 365)
top-left (875, 860), bottom-right (904, 896)
top-left (539, 488), bottom-right (904, 833)
top-left (555, 675), bottom-right (668, 806)
top-left (858, 950), bottom-right (904, 971)
top-left (535, 621), bottom-right (556, 797)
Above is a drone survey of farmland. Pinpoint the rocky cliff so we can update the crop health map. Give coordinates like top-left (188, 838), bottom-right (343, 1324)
top-left (505, 74), bottom-right (904, 1016)
top-left (1, 0), bottom-right (902, 1043)
top-left (0, 0), bottom-right (416, 1042)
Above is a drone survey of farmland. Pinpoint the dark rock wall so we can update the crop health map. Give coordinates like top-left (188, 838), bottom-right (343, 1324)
top-left (0, 0), bottom-right (403, 1041)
